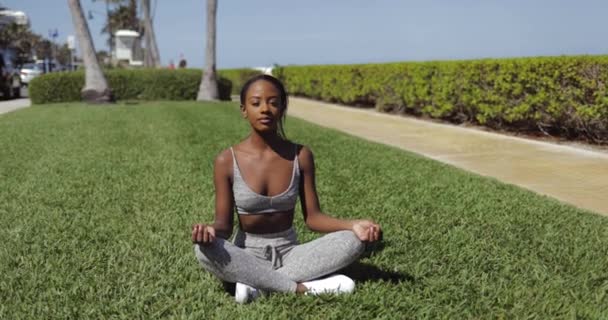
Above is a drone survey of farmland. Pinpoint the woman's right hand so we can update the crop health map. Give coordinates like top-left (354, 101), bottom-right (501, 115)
top-left (191, 223), bottom-right (216, 245)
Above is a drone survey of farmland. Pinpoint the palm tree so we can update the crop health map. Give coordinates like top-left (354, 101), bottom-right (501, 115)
top-left (141, 0), bottom-right (161, 68)
top-left (68, 0), bottom-right (113, 103)
top-left (197, 0), bottom-right (219, 101)
top-left (101, 0), bottom-right (139, 49)
top-left (0, 23), bottom-right (41, 65)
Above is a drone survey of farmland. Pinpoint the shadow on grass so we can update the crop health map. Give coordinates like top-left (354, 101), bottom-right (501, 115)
top-left (120, 100), bottom-right (141, 105)
top-left (338, 239), bottom-right (415, 284)
top-left (339, 261), bottom-right (415, 284)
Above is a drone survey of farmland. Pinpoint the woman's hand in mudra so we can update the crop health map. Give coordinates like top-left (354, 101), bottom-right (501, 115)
top-left (191, 223), bottom-right (216, 245)
top-left (351, 219), bottom-right (382, 242)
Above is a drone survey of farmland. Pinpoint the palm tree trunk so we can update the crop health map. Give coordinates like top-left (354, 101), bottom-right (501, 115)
top-left (141, 0), bottom-right (161, 68)
top-left (143, 36), bottom-right (153, 67)
top-left (197, 0), bottom-right (219, 101)
top-left (143, 24), bottom-right (152, 67)
top-left (67, 0), bottom-right (113, 103)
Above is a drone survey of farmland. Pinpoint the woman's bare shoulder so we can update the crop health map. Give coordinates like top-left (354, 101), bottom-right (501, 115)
top-left (295, 143), bottom-right (315, 168)
top-left (214, 148), bottom-right (233, 172)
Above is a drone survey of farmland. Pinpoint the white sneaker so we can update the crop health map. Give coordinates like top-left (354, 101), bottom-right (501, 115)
top-left (302, 274), bottom-right (356, 295)
top-left (235, 282), bottom-right (261, 304)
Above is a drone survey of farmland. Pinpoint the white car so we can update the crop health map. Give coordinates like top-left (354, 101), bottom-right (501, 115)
top-left (19, 62), bottom-right (44, 85)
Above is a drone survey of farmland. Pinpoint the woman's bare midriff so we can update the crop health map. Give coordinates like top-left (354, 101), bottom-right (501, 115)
top-left (238, 210), bottom-right (295, 234)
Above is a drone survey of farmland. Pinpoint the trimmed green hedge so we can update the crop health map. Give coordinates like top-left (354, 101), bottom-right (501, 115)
top-left (29, 69), bottom-right (238, 104)
top-left (219, 68), bottom-right (263, 94)
top-left (275, 56), bottom-right (608, 143)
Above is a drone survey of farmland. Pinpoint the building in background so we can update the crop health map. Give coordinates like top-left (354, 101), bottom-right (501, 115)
top-left (0, 5), bottom-right (29, 29)
top-left (253, 66), bottom-right (274, 75)
top-left (114, 30), bottom-right (143, 67)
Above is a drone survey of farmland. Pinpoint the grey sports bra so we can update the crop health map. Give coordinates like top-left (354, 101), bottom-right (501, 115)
top-left (230, 146), bottom-right (300, 215)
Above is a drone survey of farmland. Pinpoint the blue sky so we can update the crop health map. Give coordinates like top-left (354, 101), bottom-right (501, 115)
top-left (4, 0), bottom-right (608, 68)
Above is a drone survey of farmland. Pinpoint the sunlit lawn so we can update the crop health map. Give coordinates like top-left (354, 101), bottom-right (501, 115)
top-left (1, 101), bottom-right (607, 319)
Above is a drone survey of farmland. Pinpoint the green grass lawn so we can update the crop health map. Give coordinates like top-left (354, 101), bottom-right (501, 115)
top-left (1, 101), bottom-right (607, 319)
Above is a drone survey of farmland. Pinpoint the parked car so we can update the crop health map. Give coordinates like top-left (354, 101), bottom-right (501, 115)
top-left (19, 62), bottom-right (44, 86)
top-left (36, 59), bottom-right (69, 73)
top-left (0, 48), bottom-right (22, 99)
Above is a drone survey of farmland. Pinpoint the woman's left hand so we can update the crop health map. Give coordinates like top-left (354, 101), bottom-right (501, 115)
top-left (351, 219), bottom-right (382, 242)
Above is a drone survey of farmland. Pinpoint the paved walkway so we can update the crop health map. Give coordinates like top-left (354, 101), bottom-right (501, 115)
top-left (288, 97), bottom-right (608, 216)
top-left (0, 99), bottom-right (31, 115)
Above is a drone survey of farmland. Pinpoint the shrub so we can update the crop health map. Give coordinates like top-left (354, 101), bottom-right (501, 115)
top-left (29, 69), bottom-right (233, 104)
top-left (218, 68), bottom-right (263, 94)
top-left (275, 56), bottom-right (608, 143)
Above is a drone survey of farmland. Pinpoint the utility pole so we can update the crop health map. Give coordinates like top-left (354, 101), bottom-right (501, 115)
top-left (105, 0), bottom-right (113, 65)
top-left (67, 35), bottom-right (76, 70)
top-left (48, 28), bottom-right (59, 71)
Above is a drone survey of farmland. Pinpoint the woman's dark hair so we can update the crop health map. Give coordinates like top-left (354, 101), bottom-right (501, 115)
top-left (240, 74), bottom-right (289, 138)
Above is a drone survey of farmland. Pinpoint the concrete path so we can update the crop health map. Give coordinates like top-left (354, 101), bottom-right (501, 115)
top-left (288, 97), bottom-right (608, 216)
top-left (0, 98), bottom-right (31, 115)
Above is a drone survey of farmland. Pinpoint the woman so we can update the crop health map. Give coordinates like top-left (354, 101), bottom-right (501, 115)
top-left (192, 74), bottom-right (382, 303)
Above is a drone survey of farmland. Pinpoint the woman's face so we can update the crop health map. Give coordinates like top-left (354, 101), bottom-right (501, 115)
top-left (241, 80), bottom-right (284, 134)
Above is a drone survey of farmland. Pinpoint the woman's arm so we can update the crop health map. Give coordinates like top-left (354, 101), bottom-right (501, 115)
top-left (298, 146), bottom-right (381, 241)
top-left (193, 149), bottom-right (235, 244)
top-left (210, 149), bottom-right (235, 239)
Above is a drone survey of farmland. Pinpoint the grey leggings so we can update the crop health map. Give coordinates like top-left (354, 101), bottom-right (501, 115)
top-left (193, 227), bottom-right (365, 293)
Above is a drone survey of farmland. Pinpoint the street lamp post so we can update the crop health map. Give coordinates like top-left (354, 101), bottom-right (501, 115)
top-left (67, 35), bottom-right (76, 71)
top-left (105, 0), bottom-right (112, 64)
top-left (48, 28), bottom-right (59, 72)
